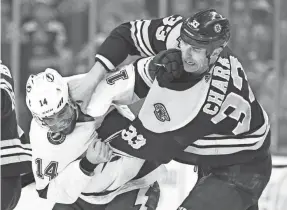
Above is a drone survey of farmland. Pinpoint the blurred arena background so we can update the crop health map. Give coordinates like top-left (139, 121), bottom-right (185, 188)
top-left (1, 0), bottom-right (287, 209)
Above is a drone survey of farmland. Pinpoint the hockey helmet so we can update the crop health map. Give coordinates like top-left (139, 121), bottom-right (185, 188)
top-left (181, 9), bottom-right (231, 55)
top-left (26, 68), bottom-right (77, 132)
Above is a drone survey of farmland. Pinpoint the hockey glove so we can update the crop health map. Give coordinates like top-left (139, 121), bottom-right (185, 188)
top-left (149, 49), bottom-right (185, 81)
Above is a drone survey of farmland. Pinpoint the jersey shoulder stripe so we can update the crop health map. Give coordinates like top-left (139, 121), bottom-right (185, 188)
top-left (130, 15), bottom-right (183, 56)
top-left (130, 20), bottom-right (155, 57)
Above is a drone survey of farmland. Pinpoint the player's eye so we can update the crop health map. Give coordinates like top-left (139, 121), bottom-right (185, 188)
top-left (192, 46), bottom-right (203, 52)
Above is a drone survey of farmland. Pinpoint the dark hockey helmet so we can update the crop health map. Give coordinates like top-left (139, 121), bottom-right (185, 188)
top-left (180, 9), bottom-right (231, 55)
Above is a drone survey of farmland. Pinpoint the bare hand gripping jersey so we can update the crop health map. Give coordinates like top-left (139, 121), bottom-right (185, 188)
top-left (29, 69), bottom-right (165, 204)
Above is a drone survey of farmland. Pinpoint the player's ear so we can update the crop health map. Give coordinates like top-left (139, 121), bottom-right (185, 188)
top-left (209, 47), bottom-right (223, 64)
top-left (211, 47), bottom-right (223, 57)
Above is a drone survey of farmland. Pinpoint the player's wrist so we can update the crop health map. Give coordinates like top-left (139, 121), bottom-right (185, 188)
top-left (87, 62), bottom-right (107, 86)
top-left (79, 157), bottom-right (98, 176)
top-left (94, 57), bottom-right (114, 73)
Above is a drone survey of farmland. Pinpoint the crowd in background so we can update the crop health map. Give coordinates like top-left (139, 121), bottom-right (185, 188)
top-left (1, 0), bottom-right (287, 153)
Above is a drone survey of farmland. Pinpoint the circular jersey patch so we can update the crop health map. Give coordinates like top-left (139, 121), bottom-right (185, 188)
top-left (47, 131), bottom-right (66, 145)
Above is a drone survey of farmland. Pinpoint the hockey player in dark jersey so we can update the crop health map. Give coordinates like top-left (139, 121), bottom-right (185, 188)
top-left (1, 62), bottom-right (32, 210)
top-left (69, 9), bottom-right (272, 210)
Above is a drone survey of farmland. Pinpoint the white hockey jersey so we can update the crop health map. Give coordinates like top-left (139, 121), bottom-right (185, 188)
top-left (29, 65), bottom-right (165, 204)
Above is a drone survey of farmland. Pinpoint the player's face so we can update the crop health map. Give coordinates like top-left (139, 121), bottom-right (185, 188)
top-left (43, 103), bottom-right (77, 135)
top-left (180, 39), bottom-right (209, 75)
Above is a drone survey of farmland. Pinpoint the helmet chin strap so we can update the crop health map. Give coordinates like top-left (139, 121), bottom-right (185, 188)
top-left (67, 98), bottom-right (79, 120)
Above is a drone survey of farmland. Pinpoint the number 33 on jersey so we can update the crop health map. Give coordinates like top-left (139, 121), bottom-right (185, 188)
top-left (137, 48), bottom-right (269, 160)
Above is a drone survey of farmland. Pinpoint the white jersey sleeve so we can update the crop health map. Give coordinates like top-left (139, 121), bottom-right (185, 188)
top-left (65, 57), bottom-right (154, 119)
top-left (86, 64), bottom-right (139, 117)
top-left (87, 56), bottom-right (156, 114)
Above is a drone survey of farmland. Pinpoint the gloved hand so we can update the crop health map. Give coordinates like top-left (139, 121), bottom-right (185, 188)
top-left (148, 49), bottom-right (185, 81)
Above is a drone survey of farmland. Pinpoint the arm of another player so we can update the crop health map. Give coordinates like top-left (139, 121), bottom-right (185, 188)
top-left (85, 56), bottom-right (156, 118)
top-left (85, 49), bottom-right (184, 118)
top-left (106, 117), bottom-right (188, 164)
top-left (69, 15), bottom-right (183, 112)
top-left (33, 140), bottom-right (112, 204)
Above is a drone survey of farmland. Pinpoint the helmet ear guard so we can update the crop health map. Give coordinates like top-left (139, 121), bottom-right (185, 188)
top-left (180, 9), bottom-right (231, 56)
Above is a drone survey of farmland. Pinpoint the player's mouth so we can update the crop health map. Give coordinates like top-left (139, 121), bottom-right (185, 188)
top-left (184, 59), bottom-right (196, 66)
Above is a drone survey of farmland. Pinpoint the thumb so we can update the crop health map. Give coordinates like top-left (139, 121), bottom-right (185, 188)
top-left (89, 139), bottom-right (98, 149)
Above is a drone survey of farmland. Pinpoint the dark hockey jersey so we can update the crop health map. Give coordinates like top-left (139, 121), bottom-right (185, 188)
top-left (1, 63), bottom-right (32, 177)
top-left (107, 48), bottom-right (270, 167)
top-left (94, 14), bottom-right (270, 167)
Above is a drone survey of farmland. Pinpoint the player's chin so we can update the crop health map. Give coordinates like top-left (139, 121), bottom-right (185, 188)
top-left (60, 121), bottom-right (76, 135)
top-left (183, 62), bottom-right (198, 73)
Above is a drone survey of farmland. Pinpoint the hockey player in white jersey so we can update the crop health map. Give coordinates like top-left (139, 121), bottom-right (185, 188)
top-left (26, 68), bottom-right (165, 210)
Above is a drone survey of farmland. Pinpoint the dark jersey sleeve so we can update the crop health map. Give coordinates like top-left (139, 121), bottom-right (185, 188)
top-left (1, 67), bottom-right (16, 129)
top-left (107, 110), bottom-right (219, 164)
top-left (96, 15), bottom-right (183, 71)
top-left (108, 117), bottom-right (184, 164)
top-left (1, 64), bottom-right (32, 177)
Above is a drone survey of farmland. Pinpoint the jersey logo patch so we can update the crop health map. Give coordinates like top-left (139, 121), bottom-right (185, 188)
top-left (47, 131), bottom-right (66, 145)
top-left (154, 103), bottom-right (170, 122)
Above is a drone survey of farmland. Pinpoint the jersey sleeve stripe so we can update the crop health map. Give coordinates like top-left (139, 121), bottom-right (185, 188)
top-left (81, 188), bottom-right (118, 197)
top-left (185, 127), bottom-right (270, 155)
top-left (1, 138), bottom-right (31, 149)
top-left (136, 57), bottom-right (153, 87)
top-left (1, 147), bottom-right (32, 157)
top-left (1, 154), bottom-right (32, 165)
top-left (95, 54), bottom-right (115, 70)
top-left (131, 20), bottom-right (154, 57)
top-left (1, 145), bottom-right (32, 152)
top-left (184, 108), bottom-right (270, 155)
top-left (194, 108), bottom-right (269, 146)
top-left (193, 128), bottom-right (268, 146)
top-left (130, 21), bottom-right (147, 57)
top-left (133, 58), bottom-right (153, 98)
top-left (138, 21), bottom-right (153, 56)
top-left (184, 131), bottom-right (269, 155)
top-left (141, 20), bottom-right (156, 56)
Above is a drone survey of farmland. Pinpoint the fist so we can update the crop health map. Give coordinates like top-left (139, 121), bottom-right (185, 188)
top-left (85, 140), bottom-right (113, 165)
top-left (148, 49), bottom-right (184, 81)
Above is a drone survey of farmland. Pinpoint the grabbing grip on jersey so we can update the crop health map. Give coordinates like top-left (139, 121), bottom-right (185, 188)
top-left (149, 49), bottom-right (184, 81)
